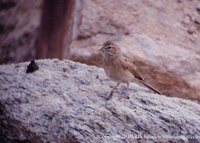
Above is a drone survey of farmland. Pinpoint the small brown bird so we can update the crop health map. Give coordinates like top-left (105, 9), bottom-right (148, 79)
top-left (99, 41), bottom-right (160, 100)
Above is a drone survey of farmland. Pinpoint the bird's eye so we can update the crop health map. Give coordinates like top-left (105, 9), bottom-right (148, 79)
top-left (107, 46), bottom-right (111, 49)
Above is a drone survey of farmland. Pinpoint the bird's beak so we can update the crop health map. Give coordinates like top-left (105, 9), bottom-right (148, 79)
top-left (99, 47), bottom-right (104, 52)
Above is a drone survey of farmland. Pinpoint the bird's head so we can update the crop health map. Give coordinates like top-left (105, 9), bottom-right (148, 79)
top-left (99, 41), bottom-right (121, 58)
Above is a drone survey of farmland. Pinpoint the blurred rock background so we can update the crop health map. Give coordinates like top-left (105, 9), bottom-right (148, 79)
top-left (0, 0), bottom-right (41, 63)
top-left (1, 0), bottom-right (200, 102)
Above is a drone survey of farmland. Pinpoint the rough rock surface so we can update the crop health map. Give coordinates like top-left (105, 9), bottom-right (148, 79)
top-left (0, 59), bottom-right (200, 143)
top-left (70, 0), bottom-right (200, 102)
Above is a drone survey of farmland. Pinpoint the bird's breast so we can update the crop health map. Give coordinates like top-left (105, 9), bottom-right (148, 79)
top-left (104, 61), bottom-right (135, 83)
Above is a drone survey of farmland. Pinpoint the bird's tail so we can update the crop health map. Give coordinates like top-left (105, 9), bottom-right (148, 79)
top-left (140, 82), bottom-right (161, 94)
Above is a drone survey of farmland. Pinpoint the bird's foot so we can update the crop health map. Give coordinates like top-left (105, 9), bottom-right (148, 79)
top-left (118, 94), bottom-right (129, 101)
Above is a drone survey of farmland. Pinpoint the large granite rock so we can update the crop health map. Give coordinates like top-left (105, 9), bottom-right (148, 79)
top-left (0, 59), bottom-right (200, 143)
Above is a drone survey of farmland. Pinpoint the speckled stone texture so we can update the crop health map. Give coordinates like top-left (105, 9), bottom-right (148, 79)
top-left (0, 59), bottom-right (200, 143)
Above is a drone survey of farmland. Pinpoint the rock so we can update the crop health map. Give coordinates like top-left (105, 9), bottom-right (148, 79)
top-left (70, 0), bottom-right (200, 102)
top-left (0, 59), bottom-right (200, 143)
top-left (1, 0), bottom-right (200, 105)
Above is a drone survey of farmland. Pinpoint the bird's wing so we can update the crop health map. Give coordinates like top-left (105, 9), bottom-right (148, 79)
top-left (120, 55), bottom-right (161, 94)
top-left (120, 56), bottom-right (144, 80)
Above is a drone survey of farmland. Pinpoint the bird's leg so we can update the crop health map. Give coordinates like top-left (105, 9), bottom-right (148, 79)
top-left (106, 82), bottom-right (120, 100)
top-left (125, 82), bottom-right (130, 99)
top-left (118, 82), bottom-right (130, 101)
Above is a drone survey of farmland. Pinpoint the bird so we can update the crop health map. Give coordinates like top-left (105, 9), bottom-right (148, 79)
top-left (99, 41), bottom-right (160, 100)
